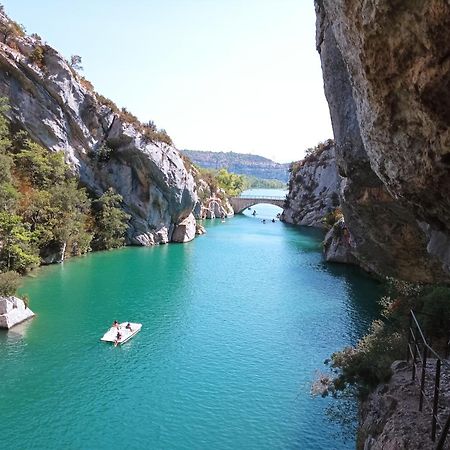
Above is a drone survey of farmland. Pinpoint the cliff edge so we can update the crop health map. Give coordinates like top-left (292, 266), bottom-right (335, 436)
top-left (314, 0), bottom-right (450, 283)
top-left (0, 12), bottom-right (197, 246)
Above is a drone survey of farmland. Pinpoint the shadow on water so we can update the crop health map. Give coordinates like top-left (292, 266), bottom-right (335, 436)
top-left (319, 261), bottom-right (384, 333)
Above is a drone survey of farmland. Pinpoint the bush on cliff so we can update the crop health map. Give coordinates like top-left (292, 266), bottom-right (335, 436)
top-left (0, 98), bottom-right (131, 271)
top-left (0, 271), bottom-right (21, 296)
top-left (322, 207), bottom-right (343, 229)
top-left (29, 45), bottom-right (46, 68)
top-left (318, 280), bottom-right (450, 399)
top-left (91, 188), bottom-right (130, 251)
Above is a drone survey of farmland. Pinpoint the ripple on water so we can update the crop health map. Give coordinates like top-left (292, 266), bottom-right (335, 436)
top-left (0, 201), bottom-right (382, 449)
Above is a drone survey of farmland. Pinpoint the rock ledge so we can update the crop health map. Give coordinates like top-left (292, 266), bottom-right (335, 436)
top-left (0, 296), bottom-right (35, 329)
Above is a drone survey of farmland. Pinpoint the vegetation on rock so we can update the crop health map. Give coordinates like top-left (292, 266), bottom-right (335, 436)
top-left (91, 189), bottom-right (130, 251)
top-left (0, 100), bottom-right (130, 275)
top-left (0, 270), bottom-right (20, 296)
top-left (322, 208), bottom-right (343, 229)
top-left (289, 139), bottom-right (335, 177)
top-left (193, 166), bottom-right (246, 199)
top-left (315, 280), bottom-right (450, 399)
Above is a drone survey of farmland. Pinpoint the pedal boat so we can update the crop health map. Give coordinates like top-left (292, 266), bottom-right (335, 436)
top-left (101, 322), bottom-right (142, 346)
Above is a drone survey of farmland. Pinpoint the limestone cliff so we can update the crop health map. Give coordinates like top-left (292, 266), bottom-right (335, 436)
top-left (281, 140), bottom-right (341, 228)
top-left (191, 167), bottom-right (234, 220)
top-left (0, 13), bottom-right (197, 246)
top-left (315, 0), bottom-right (450, 283)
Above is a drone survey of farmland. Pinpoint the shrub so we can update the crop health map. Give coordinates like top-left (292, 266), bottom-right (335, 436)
top-left (29, 45), bottom-right (46, 68)
top-left (0, 271), bottom-right (21, 296)
top-left (323, 280), bottom-right (450, 399)
top-left (95, 144), bottom-right (114, 162)
top-left (142, 123), bottom-right (173, 146)
top-left (79, 76), bottom-right (94, 92)
top-left (322, 208), bottom-right (343, 229)
top-left (120, 108), bottom-right (139, 126)
top-left (95, 94), bottom-right (120, 114)
top-left (0, 20), bottom-right (26, 45)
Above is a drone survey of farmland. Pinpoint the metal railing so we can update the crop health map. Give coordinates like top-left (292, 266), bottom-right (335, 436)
top-left (406, 310), bottom-right (450, 449)
top-left (235, 195), bottom-right (286, 200)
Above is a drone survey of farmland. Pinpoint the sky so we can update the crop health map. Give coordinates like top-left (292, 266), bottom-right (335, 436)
top-left (2, 0), bottom-right (333, 163)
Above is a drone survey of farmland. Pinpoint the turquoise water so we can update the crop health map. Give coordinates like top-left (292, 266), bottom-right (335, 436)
top-left (0, 199), bottom-right (381, 449)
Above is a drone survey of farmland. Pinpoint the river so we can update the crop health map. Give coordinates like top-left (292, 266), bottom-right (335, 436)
top-left (0, 190), bottom-right (381, 449)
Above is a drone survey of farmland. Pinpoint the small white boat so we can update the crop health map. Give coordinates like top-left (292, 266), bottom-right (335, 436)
top-left (101, 322), bottom-right (142, 346)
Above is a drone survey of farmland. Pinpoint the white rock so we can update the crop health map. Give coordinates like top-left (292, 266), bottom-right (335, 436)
top-left (172, 214), bottom-right (196, 243)
top-left (0, 296), bottom-right (35, 329)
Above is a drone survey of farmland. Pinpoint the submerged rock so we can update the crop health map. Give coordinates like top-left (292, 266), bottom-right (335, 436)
top-left (0, 296), bottom-right (35, 329)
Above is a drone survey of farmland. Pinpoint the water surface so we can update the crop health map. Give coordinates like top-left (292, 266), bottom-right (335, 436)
top-left (0, 198), bottom-right (381, 449)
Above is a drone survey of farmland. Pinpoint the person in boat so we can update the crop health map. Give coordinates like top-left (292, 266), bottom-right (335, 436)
top-left (252, 210), bottom-right (257, 216)
top-left (114, 331), bottom-right (121, 347)
top-left (112, 320), bottom-right (119, 328)
top-left (126, 322), bottom-right (132, 331)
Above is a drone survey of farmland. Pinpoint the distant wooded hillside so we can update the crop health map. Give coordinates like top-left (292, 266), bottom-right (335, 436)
top-left (181, 150), bottom-right (290, 183)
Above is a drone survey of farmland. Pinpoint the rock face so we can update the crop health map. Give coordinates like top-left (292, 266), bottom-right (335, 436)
top-left (0, 13), bottom-right (197, 246)
top-left (171, 213), bottom-right (196, 243)
top-left (315, 0), bottom-right (450, 282)
top-left (323, 218), bottom-right (357, 264)
top-left (359, 360), bottom-right (449, 450)
top-left (281, 141), bottom-right (341, 228)
top-left (0, 296), bottom-right (35, 329)
top-left (192, 170), bottom-right (234, 220)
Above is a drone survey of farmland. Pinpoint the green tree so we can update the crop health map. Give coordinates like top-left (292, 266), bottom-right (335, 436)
top-left (92, 188), bottom-right (130, 250)
top-left (14, 140), bottom-right (67, 188)
top-left (0, 271), bottom-right (21, 296)
top-left (29, 45), bottom-right (46, 67)
top-left (216, 168), bottom-right (246, 196)
top-left (46, 181), bottom-right (92, 256)
top-left (0, 212), bottom-right (39, 273)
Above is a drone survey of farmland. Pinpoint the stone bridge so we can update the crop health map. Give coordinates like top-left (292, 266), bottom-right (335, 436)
top-left (230, 195), bottom-right (286, 214)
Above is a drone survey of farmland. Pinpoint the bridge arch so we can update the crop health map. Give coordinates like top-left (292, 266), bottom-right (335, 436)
top-left (229, 196), bottom-right (286, 214)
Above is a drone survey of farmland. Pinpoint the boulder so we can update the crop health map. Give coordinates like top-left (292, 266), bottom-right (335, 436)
top-left (171, 213), bottom-right (196, 243)
top-left (323, 218), bottom-right (357, 265)
top-left (0, 296), bottom-right (35, 329)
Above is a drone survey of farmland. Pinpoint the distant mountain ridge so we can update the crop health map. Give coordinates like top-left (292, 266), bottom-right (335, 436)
top-left (181, 150), bottom-right (290, 182)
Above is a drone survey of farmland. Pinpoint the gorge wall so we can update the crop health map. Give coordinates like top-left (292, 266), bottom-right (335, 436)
top-left (0, 12), bottom-right (197, 246)
top-left (281, 140), bottom-right (341, 228)
top-left (313, 0), bottom-right (450, 283)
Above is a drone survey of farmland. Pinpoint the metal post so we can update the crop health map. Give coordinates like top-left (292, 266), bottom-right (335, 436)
top-left (432, 359), bottom-right (441, 442)
top-left (412, 336), bottom-right (418, 381)
top-left (406, 313), bottom-right (412, 362)
top-left (419, 345), bottom-right (427, 411)
top-left (436, 412), bottom-right (450, 450)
